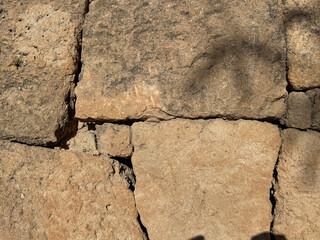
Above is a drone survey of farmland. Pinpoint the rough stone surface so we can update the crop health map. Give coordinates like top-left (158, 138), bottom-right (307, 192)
top-left (0, 140), bottom-right (146, 239)
top-left (67, 122), bottom-right (133, 158)
top-left (273, 129), bottom-right (320, 240)
top-left (76, 0), bottom-right (287, 121)
top-left (67, 124), bottom-right (98, 154)
top-left (285, 0), bottom-right (320, 90)
top-left (95, 123), bottom-right (132, 159)
top-left (132, 119), bottom-right (281, 239)
top-left (284, 89), bottom-right (320, 131)
top-left (0, 0), bottom-right (88, 145)
top-left (286, 92), bottom-right (312, 129)
top-left (306, 88), bottom-right (320, 131)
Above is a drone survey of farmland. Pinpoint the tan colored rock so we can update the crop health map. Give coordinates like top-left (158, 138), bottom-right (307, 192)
top-left (132, 119), bottom-right (281, 239)
top-left (96, 123), bottom-right (132, 158)
top-left (273, 129), bottom-right (320, 239)
top-left (0, 140), bottom-right (146, 239)
top-left (0, 0), bottom-right (88, 145)
top-left (76, 0), bottom-right (287, 121)
top-left (285, 0), bottom-right (320, 90)
top-left (67, 128), bottom-right (98, 154)
top-left (286, 92), bottom-right (312, 129)
top-left (306, 88), bottom-right (320, 131)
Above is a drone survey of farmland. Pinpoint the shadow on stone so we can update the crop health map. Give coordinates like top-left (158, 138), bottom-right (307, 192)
top-left (251, 232), bottom-right (287, 240)
top-left (189, 235), bottom-right (205, 240)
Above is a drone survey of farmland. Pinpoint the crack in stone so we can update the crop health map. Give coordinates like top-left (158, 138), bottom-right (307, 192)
top-left (269, 129), bottom-right (283, 239)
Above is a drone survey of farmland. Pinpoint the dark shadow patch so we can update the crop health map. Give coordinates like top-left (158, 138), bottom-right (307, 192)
top-left (190, 235), bottom-right (205, 240)
top-left (251, 232), bottom-right (287, 240)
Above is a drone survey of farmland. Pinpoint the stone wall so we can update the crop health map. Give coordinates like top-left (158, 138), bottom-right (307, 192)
top-left (0, 0), bottom-right (319, 239)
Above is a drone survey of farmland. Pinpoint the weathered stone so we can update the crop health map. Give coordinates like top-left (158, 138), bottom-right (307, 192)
top-left (76, 0), bottom-right (287, 121)
top-left (132, 119), bottom-right (281, 239)
top-left (0, 0), bottom-right (88, 145)
top-left (0, 141), bottom-right (146, 239)
top-left (273, 129), bottom-right (320, 239)
top-left (96, 123), bottom-right (132, 159)
top-left (286, 92), bottom-right (312, 129)
top-left (67, 123), bottom-right (99, 154)
top-left (306, 88), bottom-right (320, 131)
top-left (285, 0), bottom-right (320, 90)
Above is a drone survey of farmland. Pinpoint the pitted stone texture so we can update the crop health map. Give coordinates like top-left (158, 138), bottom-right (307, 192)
top-left (67, 127), bottom-right (98, 154)
top-left (132, 119), bottom-right (281, 239)
top-left (76, 0), bottom-right (286, 121)
top-left (285, 0), bottom-right (320, 90)
top-left (0, 141), bottom-right (146, 240)
top-left (273, 129), bottom-right (320, 239)
top-left (0, 0), bottom-right (87, 145)
top-left (96, 123), bottom-right (132, 158)
top-left (286, 92), bottom-right (312, 129)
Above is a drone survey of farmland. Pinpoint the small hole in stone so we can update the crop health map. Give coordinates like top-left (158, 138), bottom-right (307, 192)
top-left (87, 123), bottom-right (96, 131)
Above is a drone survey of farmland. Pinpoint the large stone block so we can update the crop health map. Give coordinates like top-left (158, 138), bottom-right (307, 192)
top-left (132, 119), bottom-right (281, 239)
top-left (0, 141), bottom-right (146, 239)
top-left (76, 0), bottom-right (287, 121)
top-left (273, 129), bottom-right (320, 239)
top-left (0, 0), bottom-right (88, 145)
top-left (285, 0), bottom-right (320, 90)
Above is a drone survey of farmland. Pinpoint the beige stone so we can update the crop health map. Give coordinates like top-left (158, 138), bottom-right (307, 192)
top-left (0, 0), bottom-right (88, 145)
top-left (273, 129), bottom-right (320, 240)
top-left (76, 0), bottom-right (287, 121)
top-left (132, 119), bottom-right (281, 239)
top-left (96, 123), bottom-right (132, 158)
top-left (306, 88), bottom-right (320, 131)
top-left (286, 92), bottom-right (312, 129)
top-left (0, 140), bottom-right (146, 239)
top-left (285, 0), bottom-right (320, 90)
top-left (67, 129), bottom-right (98, 154)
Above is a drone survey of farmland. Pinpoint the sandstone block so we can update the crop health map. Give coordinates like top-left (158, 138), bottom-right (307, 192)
top-left (76, 0), bottom-right (287, 121)
top-left (67, 128), bottom-right (98, 154)
top-left (306, 88), bottom-right (320, 131)
top-left (95, 123), bottom-right (132, 159)
top-left (0, 141), bottom-right (146, 239)
top-left (0, 0), bottom-right (88, 145)
top-left (132, 119), bottom-right (281, 239)
top-left (273, 129), bottom-right (320, 239)
top-left (285, 0), bottom-right (320, 90)
top-left (286, 92), bottom-right (312, 129)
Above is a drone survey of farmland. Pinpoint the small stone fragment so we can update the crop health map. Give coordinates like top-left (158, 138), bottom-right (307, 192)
top-left (306, 88), bottom-right (320, 131)
top-left (0, 140), bottom-right (146, 239)
top-left (67, 130), bottom-right (98, 154)
top-left (286, 92), bottom-right (312, 129)
top-left (96, 123), bottom-right (132, 158)
top-left (273, 129), bottom-right (320, 239)
top-left (132, 119), bottom-right (281, 239)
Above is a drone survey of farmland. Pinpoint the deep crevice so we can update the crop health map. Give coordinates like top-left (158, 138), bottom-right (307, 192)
top-left (9, 140), bottom-right (55, 149)
top-left (137, 213), bottom-right (150, 240)
top-left (120, 146), bottom-right (150, 239)
top-left (55, 0), bottom-right (90, 149)
top-left (269, 131), bottom-right (283, 239)
top-left (109, 156), bottom-right (133, 169)
top-left (78, 113), bottom-right (285, 127)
